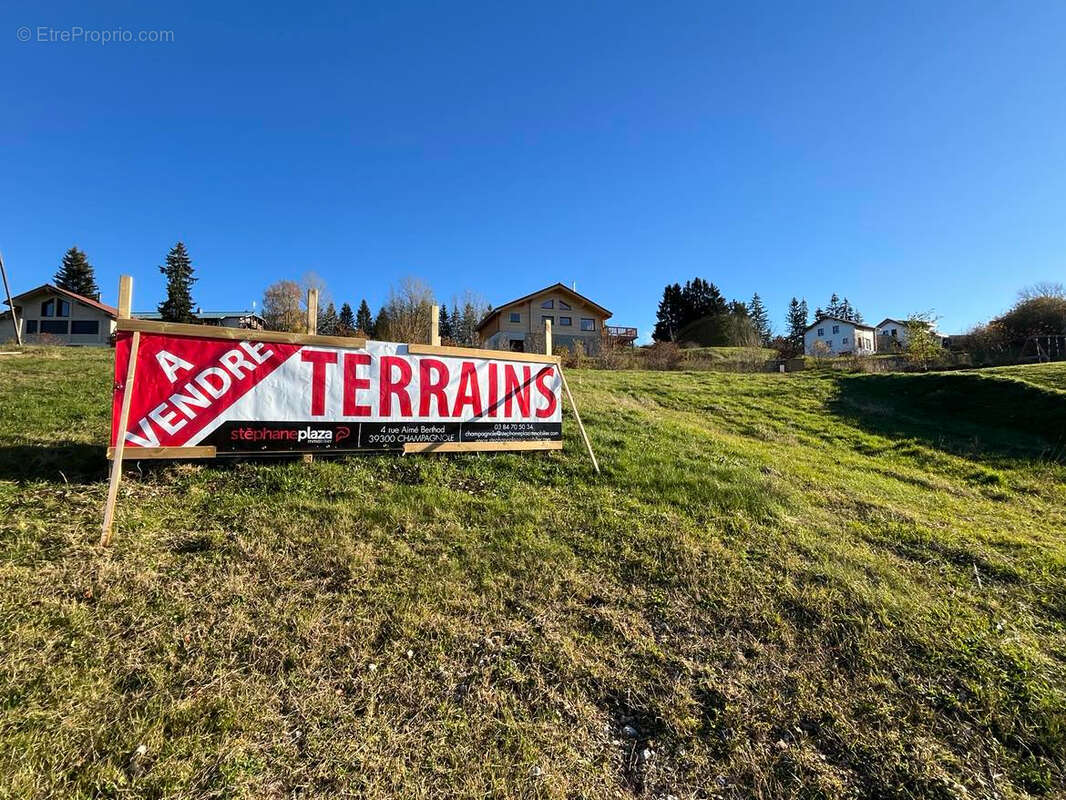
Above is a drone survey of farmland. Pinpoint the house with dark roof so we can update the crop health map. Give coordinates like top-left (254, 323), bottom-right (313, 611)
top-left (874, 317), bottom-right (942, 352)
top-left (134, 309), bottom-right (265, 329)
top-left (803, 316), bottom-right (876, 356)
top-left (1, 284), bottom-right (117, 346)
top-left (476, 282), bottom-right (636, 354)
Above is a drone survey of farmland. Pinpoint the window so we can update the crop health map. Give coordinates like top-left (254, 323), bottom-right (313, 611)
top-left (40, 320), bottom-right (68, 335)
top-left (832, 325), bottom-right (840, 334)
top-left (40, 298), bottom-right (70, 317)
top-left (71, 320), bottom-right (99, 335)
top-left (25, 319), bottom-right (37, 334)
top-left (817, 327), bottom-right (824, 336)
top-left (558, 300), bottom-right (571, 310)
top-left (842, 337), bottom-right (849, 344)
top-left (541, 299), bottom-right (554, 309)
top-left (509, 311), bottom-right (520, 323)
top-left (891, 328), bottom-right (898, 336)
top-left (542, 315), bottom-right (553, 326)
top-left (559, 316), bottom-right (572, 326)
top-left (580, 318), bottom-right (595, 331)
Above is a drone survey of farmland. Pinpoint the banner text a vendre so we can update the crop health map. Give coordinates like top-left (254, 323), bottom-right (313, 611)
top-left (110, 332), bottom-right (562, 454)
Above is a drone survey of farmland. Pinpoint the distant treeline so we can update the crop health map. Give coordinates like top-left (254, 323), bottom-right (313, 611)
top-left (651, 278), bottom-right (862, 358)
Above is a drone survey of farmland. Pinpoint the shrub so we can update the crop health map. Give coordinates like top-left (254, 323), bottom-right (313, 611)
top-left (644, 341), bottom-right (682, 370)
top-left (994, 296), bottom-right (1066, 340)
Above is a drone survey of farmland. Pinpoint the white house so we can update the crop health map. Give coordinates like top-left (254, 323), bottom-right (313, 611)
top-left (875, 318), bottom-right (942, 352)
top-left (804, 316), bottom-right (876, 356)
top-left (1, 283), bottom-right (117, 346)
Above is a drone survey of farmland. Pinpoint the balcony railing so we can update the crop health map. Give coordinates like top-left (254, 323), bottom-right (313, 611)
top-left (604, 325), bottom-right (638, 344)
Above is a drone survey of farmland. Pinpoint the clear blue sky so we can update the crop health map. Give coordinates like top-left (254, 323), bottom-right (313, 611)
top-left (3, 1), bottom-right (1065, 339)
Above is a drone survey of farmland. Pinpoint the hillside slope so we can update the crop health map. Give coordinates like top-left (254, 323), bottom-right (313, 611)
top-left (1, 350), bottom-right (1064, 799)
top-left (979, 362), bottom-right (1066, 393)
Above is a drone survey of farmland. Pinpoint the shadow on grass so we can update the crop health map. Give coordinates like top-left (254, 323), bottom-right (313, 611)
top-left (827, 372), bottom-right (1066, 465)
top-left (0, 443), bottom-right (108, 483)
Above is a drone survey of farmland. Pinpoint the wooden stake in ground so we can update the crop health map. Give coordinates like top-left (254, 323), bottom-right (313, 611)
top-left (544, 317), bottom-right (552, 356)
top-left (101, 275), bottom-right (137, 546)
top-left (431, 304), bottom-right (441, 346)
top-left (303, 288), bottom-right (319, 464)
top-left (558, 365), bottom-right (600, 474)
top-left (0, 250), bottom-right (22, 346)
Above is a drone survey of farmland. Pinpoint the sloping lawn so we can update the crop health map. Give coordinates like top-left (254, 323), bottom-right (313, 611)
top-left (980, 362), bottom-right (1066, 393)
top-left (1, 349), bottom-right (1064, 798)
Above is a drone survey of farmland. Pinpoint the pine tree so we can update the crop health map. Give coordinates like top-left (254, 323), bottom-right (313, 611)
top-left (785, 297), bottom-right (809, 357)
top-left (458, 302), bottom-right (481, 346)
top-left (338, 302), bottom-right (356, 334)
top-left (354, 300), bottom-right (373, 336)
top-left (748, 292), bottom-right (772, 345)
top-left (840, 297), bottom-right (863, 324)
top-left (318, 302), bottom-right (339, 336)
top-left (652, 283), bottom-right (685, 341)
top-left (814, 293), bottom-right (863, 323)
top-left (373, 306), bottom-right (390, 340)
top-left (157, 242), bottom-right (197, 323)
top-left (438, 303), bottom-right (453, 340)
top-left (682, 278), bottom-right (728, 322)
top-left (54, 247), bottom-right (100, 299)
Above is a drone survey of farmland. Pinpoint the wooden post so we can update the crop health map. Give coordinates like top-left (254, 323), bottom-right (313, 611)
top-left (117, 274), bottom-right (132, 320)
top-left (558, 366), bottom-right (600, 474)
top-left (0, 251), bottom-right (21, 346)
top-left (431, 304), bottom-right (441, 346)
top-left (544, 318), bottom-right (552, 356)
top-left (303, 289), bottom-right (319, 463)
top-left (306, 288), bottom-right (319, 335)
top-left (101, 276), bottom-right (138, 546)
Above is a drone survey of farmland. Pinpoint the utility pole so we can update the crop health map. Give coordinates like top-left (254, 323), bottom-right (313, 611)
top-left (0, 251), bottom-right (21, 346)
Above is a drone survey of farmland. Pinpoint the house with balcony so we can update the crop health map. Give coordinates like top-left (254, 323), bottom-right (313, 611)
top-left (476, 282), bottom-right (636, 354)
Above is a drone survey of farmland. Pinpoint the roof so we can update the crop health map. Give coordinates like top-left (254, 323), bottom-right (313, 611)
top-left (876, 318), bottom-right (908, 328)
top-left (476, 282), bottom-right (612, 332)
top-left (135, 310), bottom-right (264, 321)
top-left (3, 283), bottom-right (117, 317)
top-left (804, 315), bottom-right (875, 333)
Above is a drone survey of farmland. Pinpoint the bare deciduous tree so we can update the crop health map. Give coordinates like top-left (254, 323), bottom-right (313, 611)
top-left (1018, 282), bottom-right (1065, 302)
top-left (262, 280), bottom-right (304, 332)
top-left (381, 277), bottom-right (436, 343)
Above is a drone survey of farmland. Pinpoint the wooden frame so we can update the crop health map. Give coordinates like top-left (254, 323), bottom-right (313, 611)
top-left (0, 251), bottom-right (22, 346)
top-left (117, 317), bottom-right (367, 349)
top-left (101, 332), bottom-right (139, 546)
top-left (100, 274), bottom-right (597, 544)
top-left (404, 440), bottom-right (562, 454)
top-left (106, 446), bottom-right (217, 460)
top-left (407, 342), bottom-right (561, 365)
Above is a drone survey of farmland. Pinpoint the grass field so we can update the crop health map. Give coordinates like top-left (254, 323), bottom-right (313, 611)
top-left (980, 362), bottom-right (1066, 393)
top-left (1, 348), bottom-right (1065, 799)
top-left (677, 346), bottom-right (779, 362)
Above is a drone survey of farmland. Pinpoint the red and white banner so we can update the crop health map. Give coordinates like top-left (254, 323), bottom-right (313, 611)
top-left (110, 332), bottom-right (562, 453)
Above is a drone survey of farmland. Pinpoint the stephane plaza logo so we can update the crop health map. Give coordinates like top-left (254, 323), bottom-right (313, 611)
top-left (100, 276), bottom-right (599, 545)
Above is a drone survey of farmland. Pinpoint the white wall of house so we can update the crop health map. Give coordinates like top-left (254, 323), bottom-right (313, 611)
top-left (876, 320), bottom-right (909, 347)
top-left (4, 290), bottom-right (115, 346)
top-left (804, 320), bottom-right (876, 356)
